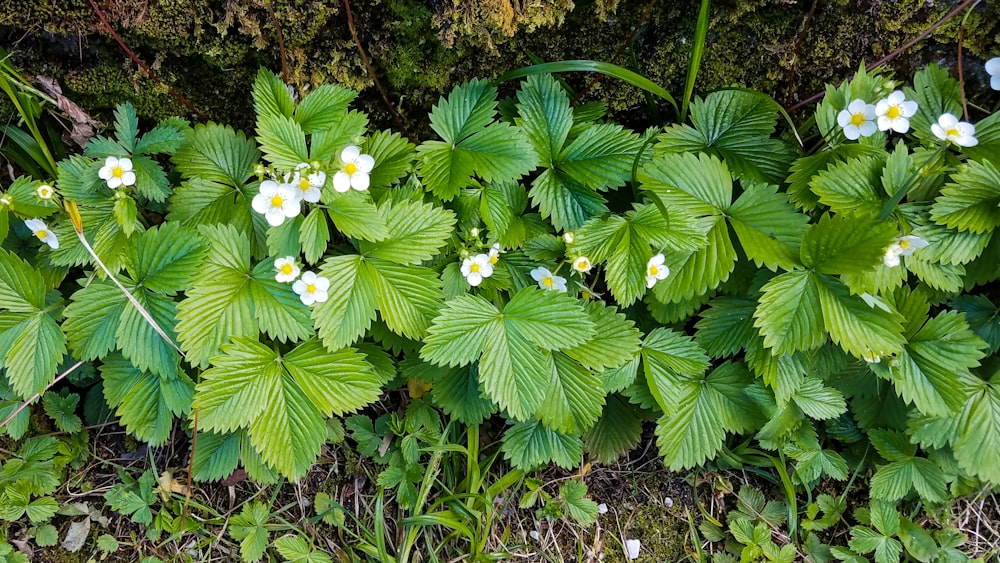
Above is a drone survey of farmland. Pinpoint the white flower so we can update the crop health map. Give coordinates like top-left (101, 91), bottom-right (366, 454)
top-left (563, 232), bottom-right (575, 244)
top-left (461, 253), bottom-right (494, 286)
top-left (837, 99), bottom-right (878, 140)
top-left (488, 243), bottom-right (502, 265)
top-left (530, 267), bottom-right (567, 292)
top-left (882, 235), bottom-right (928, 267)
top-left (24, 218), bottom-right (59, 249)
top-left (98, 156), bottom-right (136, 189)
top-left (292, 271), bottom-right (330, 306)
top-left (274, 256), bottom-right (301, 283)
top-left (645, 253), bottom-right (669, 288)
top-left (931, 113), bottom-right (978, 147)
top-left (875, 91), bottom-right (918, 133)
top-left (572, 256), bottom-right (593, 274)
top-left (625, 538), bottom-right (641, 560)
top-left (36, 184), bottom-right (55, 200)
top-left (252, 180), bottom-right (301, 226)
top-left (289, 169), bottom-right (324, 203)
top-left (987, 57), bottom-right (1000, 91)
top-left (333, 145), bottom-right (375, 192)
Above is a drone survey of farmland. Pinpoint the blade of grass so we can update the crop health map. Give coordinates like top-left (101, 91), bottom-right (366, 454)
top-left (0, 360), bottom-right (83, 430)
top-left (681, 0), bottom-right (711, 122)
top-left (497, 60), bottom-right (678, 114)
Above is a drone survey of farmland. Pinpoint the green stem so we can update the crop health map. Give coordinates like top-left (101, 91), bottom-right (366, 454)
top-left (876, 145), bottom-right (948, 221)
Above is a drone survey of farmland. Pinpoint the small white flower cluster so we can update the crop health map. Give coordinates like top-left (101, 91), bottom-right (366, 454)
top-left (273, 256), bottom-right (329, 306)
top-left (530, 267), bottom-right (567, 292)
top-left (461, 244), bottom-right (502, 286)
top-left (252, 146), bottom-right (374, 227)
top-left (883, 235), bottom-right (928, 268)
top-left (837, 91), bottom-right (917, 140)
top-left (98, 156), bottom-right (136, 189)
top-left (646, 253), bottom-right (669, 288)
top-left (931, 114), bottom-right (978, 147)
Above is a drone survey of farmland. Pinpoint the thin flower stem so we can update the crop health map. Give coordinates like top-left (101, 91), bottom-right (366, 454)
top-left (0, 360), bottom-right (83, 431)
top-left (877, 145), bottom-right (949, 221)
top-left (956, 1), bottom-right (981, 121)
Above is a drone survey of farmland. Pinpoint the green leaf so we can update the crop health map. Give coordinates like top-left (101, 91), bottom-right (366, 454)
top-left (727, 183), bottom-right (808, 270)
top-left (134, 122), bottom-right (187, 155)
top-left (362, 130), bottom-right (415, 189)
top-left (257, 115), bottom-right (308, 171)
top-left (175, 224), bottom-right (255, 367)
top-left (115, 289), bottom-right (180, 377)
top-left (420, 294), bottom-right (499, 367)
top-left (951, 374), bottom-right (1000, 483)
top-left (887, 311), bottom-right (984, 417)
top-left (810, 156), bottom-right (885, 217)
top-left (479, 321), bottom-right (549, 420)
top-left (191, 431), bottom-right (241, 482)
top-left (868, 429), bottom-right (947, 503)
top-left (817, 274), bottom-right (905, 359)
top-left (641, 328), bottom-right (710, 411)
top-left (1, 312), bottom-right (66, 398)
top-left (172, 123), bottom-right (260, 188)
top-left (905, 63), bottom-right (962, 141)
top-left (930, 159), bottom-right (1000, 233)
top-left (126, 223), bottom-right (206, 295)
top-left (501, 420), bottom-right (583, 470)
top-left (131, 154), bottom-right (171, 203)
top-left (754, 270), bottom-right (825, 355)
top-left (696, 296), bottom-right (758, 358)
top-left (361, 258), bottom-right (443, 341)
top-left (309, 255), bottom-right (370, 351)
top-left (792, 377), bottom-right (846, 420)
top-left (294, 84), bottom-right (357, 133)
top-left (640, 151), bottom-right (731, 213)
top-left (229, 501), bottom-right (271, 562)
top-left (248, 261), bottom-right (313, 344)
top-left (359, 199), bottom-right (455, 264)
top-left (563, 301), bottom-right (641, 371)
top-left (529, 168), bottom-right (608, 232)
top-left (559, 480), bottom-right (599, 526)
top-left (322, 191), bottom-right (388, 242)
top-left (583, 394), bottom-right (643, 463)
top-left (655, 362), bottom-right (758, 470)
top-left (0, 248), bottom-right (46, 311)
top-left (801, 214), bottom-right (897, 275)
top-left (418, 363), bottom-right (494, 425)
top-left (101, 355), bottom-right (193, 446)
top-left (501, 287), bottom-right (594, 350)
top-left (252, 67), bottom-right (294, 120)
top-left (656, 89), bottom-right (794, 184)
top-left (427, 78), bottom-right (497, 143)
top-left (112, 102), bottom-right (139, 152)
top-left (194, 338), bottom-right (380, 480)
top-left (538, 352), bottom-right (604, 434)
top-left (42, 392), bottom-right (81, 433)
top-left (105, 471), bottom-right (156, 525)
top-left (557, 122), bottom-right (643, 191)
top-left (515, 73), bottom-right (573, 166)
top-left (649, 216), bottom-right (736, 304)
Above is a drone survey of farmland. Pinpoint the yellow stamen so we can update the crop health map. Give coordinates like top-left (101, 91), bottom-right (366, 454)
top-left (886, 106), bottom-right (900, 119)
top-left (271, 195), bottom-right (284, 207)
top-left (344, 162), bottom-right (358, 175)
top-left (36, 230), bottom-right (48, 240)
top-left (299, 179), bottom-right (311, 190)
top-left (280, 264), bottom-right (294, 275)
top-left (899, 240), bottom-right (910, 250)
top-left (112, 166), bottom-right (124, 178)
top-left (543, 277), bottom-right (553, 287)
top-left (306, 283), bottom-right (316, 293)
top-left (470, 263), bottom-right (480, 273)
top-left (850, 113), bottom-right (865, 126)
top-left (649, 265), bottom-right (659, 276)
top-left (946, 128), bottom-right (960, 138)
top-left (489, 256), bottom-right (498, 264)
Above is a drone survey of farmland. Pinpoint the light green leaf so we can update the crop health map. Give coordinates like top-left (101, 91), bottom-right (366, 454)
top-left (502, 287), bottom-right (594, 350)
top-left (172, 123), bottom-right (260, 188)
top-left (564, 301), bottom-right (641, 371)
top-left (0, 249), bottom-right (46, 311)
top-left (101, 354), bottom-right (193, 446)
top-left (816, 274), bottom-right (905, 359)
top-left (529, 168), bottom-right (608, 231)
top-left (294, 84), bottom-right (357, 133)
top-left (191, 431), bottom-right (241, 482)
top-left (2, 312), bottom-right (66, 399)
top-left (641, 328), bottom-right (710, 411)
top-left (538, 352), bottom-right (604, 434)
top-left (727, 183), bottom-right (808, 270)
top-left (42, 392), bottom-right (81, 433)
top-left (930, 159), bottom-right (1000, 233)
top-left (365, 258), bottom-right (443, 340)
top-left (420, 295), bottom-right (499, 367)
top-left (257, 114), bottom-right (309, 171)
top-left (362, 130), bottom-right (415, 189)
top-left (500, 420), bottom-right (583, 470)
top-left (650, 216), bottom-right (736, 304)
top-left (695, 296), bottom-right (758, 358)
top-left (951, 375), bottom-right (1000, 483)
top-left (810, 156), bottom-right (885, 217)
top-left (126, 223), bottom-right (206, 295)
top-left (801, 214), bottom-right (897, 275)
top-left (559, 480), bottom-right (599, 527)
top-left (515, 73), bottom-right (573, 165)
top-left (323, 191), bottom-right (388, 242)
top-left (311, 255), bottom-right (378, 351)
top-left (792, 377), bottom-right (846, 420)
top-left (754, 270), bottom-right (825, 355)
top-left (229, 501), bottom-right (271, 562)
top-left (359, 199), bottom-right (455, 264)
top-left (480, 322), bottom-right (549, 420)
top-left (252, 68), bottom-right (295, 120)
top-left (639, 151), bottom-right (731, 213)
top-left (248, 261), bottom-right (313, 343)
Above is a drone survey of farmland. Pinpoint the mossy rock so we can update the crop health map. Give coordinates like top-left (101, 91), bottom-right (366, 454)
top-left (0, 0), bottom-right (997, 131)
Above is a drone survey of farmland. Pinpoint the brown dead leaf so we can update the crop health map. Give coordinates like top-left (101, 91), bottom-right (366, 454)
top-left (33, 75), bottom-right (102, 148)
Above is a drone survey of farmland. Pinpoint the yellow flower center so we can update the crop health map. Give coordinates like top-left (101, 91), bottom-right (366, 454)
top-left (886, 106), bottom-right (901, 119)
top-left (946, 128), bottom-right (960, 138)
top-left (36, 230), bottom-right (48, 240)
top-left (280, 264), bottom-right (294, 275)
top-left (850, 113), bottom-right (866, 126)
top-left (489, 255), bottom-right (498, 264)
top-left (899, 240), bottom-right (910, 250)
top-left (649, 265), bottom-right (659, 276)
top-left (271, 195), bottom-right (284, 207)
top-left (299, 179), bottom-right (311, 190)
top-left (306, 283), bottom-right (316, 293)
top-left (543, 277), bottom-right (554, 287)
top-left (112, 166), bottom-right (124, 178)
top-left (344, 162), bottom-right (358, 175)
top-left (470, 263), bottom-right (480, 273)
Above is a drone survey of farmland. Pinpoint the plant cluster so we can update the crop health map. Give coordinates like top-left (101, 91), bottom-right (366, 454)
top-left (0, 47), bottom-right (999, 560)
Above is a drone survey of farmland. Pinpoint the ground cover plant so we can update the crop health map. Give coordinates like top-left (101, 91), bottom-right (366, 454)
top-left (1, 24), bottom-right (1000, 562)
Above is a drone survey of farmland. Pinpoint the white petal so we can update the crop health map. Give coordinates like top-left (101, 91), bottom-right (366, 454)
top-left (877, 115), bottom-right (892, 131)
top-left (259, 180), bottom-right (280, 197)
top-left (847, 99), bottom-right (868, 113)
top-left (461, 261), bottom-right (472, 277)
top-left (986, 57), bottom-right (1000, 76)
top-left (300, 271), bottom-right (317, 284)
top-left (24, 218), bottom-right (45, 232)
top-left (956, 134), bottom-right (979, 148)
top-left (121, 171), bottom-right (136, 186)
top-left (858, 121), bottom-right (878, 137)
top-left (351, 172), bottom-right (370, 191)
top-left (646, 275), bottom-right (657, 288)
top-left (312, 289), bottom-right (328, 303)
top-left (648, 253), bottom-right (665, 267)
top-left (356, 154), bottom-right (375, 173)
top-left (119, 158), bottom-right (133, 171)
top-left (333, 171), bottom-right (351, 192)
top-left (281, 200), bottom-right (301, 218)
top-left (300, 292), bottom-right (316, 306)
top-left (341, 145), bottom-right (361, 163)
top-left (900, 101), bottom-right (918, 116)
top-left (530, 267), bottom-right (548, 281)
top-left (931, 124), bottom-right (947, 141)
top-left (467, 272), bottom-right (483, 286)
top-left (890, 118), bottom-right (910, 134)
top-left (292, 280), bottom-right (307, 294)
top-left (265, 208), bottom-right (286, 226)
top-left (842, 124), bottom-right (861, 140)
top-left (887, 90), bottom-right (905, 104)
top-left (992, 75), bottom-right (1000, 91)
top-left (862, 105), bottom-right (877, 120)
top-left (107, 177), bottom-right (122, 189)
top-left (104, 156), bottom-right (118, 168)
top-left (302, 188), bottom-right (321, 203)
top-left (478, 262), bottom-right (494, 278)
top-left (837, 110), bottom-right (852, 127)
top-left (251, 193), bottom-right (270, 214)
top-left (314, 277), bottom-right (331, 292)
top-left (937, 113), bottom-right (959, 129)
top-left (98, 166), bottom-right (112, 180)
top-left (875, 99), bottom-right (890, 116)
top-left (44, 232), bottom-right (59, 249)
